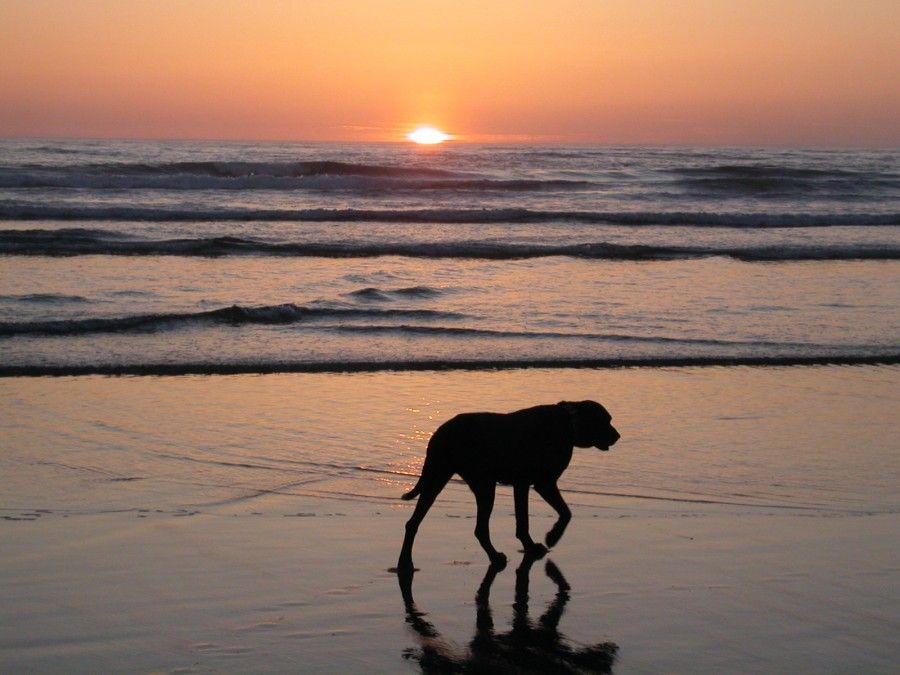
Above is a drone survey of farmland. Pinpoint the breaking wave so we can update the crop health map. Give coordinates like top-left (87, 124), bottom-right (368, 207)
top-left (345, 286), bottom-right (444, 302)
top-left (2, 354), bottom-right (898, 377)
top-left (0, 303), bottom-right (464, 338)
top-left (2, 229), bottom-right (897, 261)
top-left (1, 205), bottom-right (897, 226)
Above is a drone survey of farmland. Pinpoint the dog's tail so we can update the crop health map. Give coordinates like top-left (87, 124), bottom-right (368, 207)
top-left (400, 433), bottom-right (449, 501)
top-left (400, 452), bottom-right (437, 500)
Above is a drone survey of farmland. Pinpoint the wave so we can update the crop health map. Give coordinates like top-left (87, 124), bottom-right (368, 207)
top-left (387, 285), bottom-right (444, 298)
top-left (0, 173), bottom-right (589, 192)
top-left (0, 292), bottom-right (91, 304)
top-left (0, 159), bottom-right (590, 192)
top-left (7, 159), bottom-right (460, 179)
top-left (26, 145), bottom-right (84, 155)
top-left (676, 164), bottom-right (891, 180)
top-left (2, 229), bottom-right (897, 261)
top-left (5, 159), bottom-right (895, 196)
top-left (2, 354), bottom-right (897, 377)
top-left (345, 286), bottom-right (444, 302)
top-left (0, 303), bottom-right (464, 338)
top-left (326, 324), bottom-right (830, 349)
top-left (673, 164), bottom-right (900, 196)
top-left (2, 204), bottom-right (896, 226)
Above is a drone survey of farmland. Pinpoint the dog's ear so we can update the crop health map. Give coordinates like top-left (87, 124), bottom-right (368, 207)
top-left (559, 400), bottom-right (614, 448)
top-left (558, 401), bottom-right (590, 447)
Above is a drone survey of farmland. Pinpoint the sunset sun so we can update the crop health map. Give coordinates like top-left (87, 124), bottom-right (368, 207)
top-left (407, 126), bottom-right (450, 144)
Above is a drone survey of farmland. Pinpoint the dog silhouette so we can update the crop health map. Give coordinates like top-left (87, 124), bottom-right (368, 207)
top-left (397, 401), bottom-right (619, 570)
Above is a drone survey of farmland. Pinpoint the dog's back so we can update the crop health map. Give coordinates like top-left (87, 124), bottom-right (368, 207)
top-left (423, 404), bottom-right (574, 486)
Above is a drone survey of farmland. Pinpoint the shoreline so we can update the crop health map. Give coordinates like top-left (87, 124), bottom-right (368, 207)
top-left (2, 353), bottom-right (899, 377)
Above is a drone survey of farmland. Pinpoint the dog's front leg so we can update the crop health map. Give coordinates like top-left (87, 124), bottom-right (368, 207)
top-left (514, 483), bottom-right (547, 557)
top-left (534, 481), bottom-right (571, 548)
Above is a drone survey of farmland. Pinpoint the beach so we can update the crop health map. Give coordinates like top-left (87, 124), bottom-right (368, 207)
top-left (2, 0), bottom-right (899, 671)
top-left (2, 365), bottom-right (898, 673)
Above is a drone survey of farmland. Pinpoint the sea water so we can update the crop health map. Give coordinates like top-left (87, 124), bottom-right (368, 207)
top-left (0, 140), bottom-right (897, 374)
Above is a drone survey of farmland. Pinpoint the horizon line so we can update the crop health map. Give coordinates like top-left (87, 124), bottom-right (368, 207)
top-left (1, 134), bottom-right (897, 151)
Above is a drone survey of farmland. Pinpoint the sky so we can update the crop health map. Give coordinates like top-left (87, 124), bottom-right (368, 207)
top-left (1, 0), bottom-right (897, 146)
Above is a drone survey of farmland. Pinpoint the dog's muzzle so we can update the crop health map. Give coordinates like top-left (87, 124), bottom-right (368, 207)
top-left (597, 426), bottom-right (620, 451)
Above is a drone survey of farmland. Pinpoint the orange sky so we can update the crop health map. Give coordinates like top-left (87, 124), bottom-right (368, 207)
top-left (1, 0), bottom-right (897, 145)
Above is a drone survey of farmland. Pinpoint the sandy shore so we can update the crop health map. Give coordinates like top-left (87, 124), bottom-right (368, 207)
top-left (3, 505), bottom-right (897, 673)
top-left (1, 366), bottom-right (898, 673)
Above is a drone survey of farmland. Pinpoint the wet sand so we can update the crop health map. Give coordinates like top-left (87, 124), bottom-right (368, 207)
top-left (3, 503), bottom-right (897, 673)
top-left (1, 366), bottom-right (898, 673)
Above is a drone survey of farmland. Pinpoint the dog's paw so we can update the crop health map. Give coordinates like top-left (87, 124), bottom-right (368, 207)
top-left (489, 551), bottom-right (508, 568)
top-left (391, 557), bottom-right (418, 575)
top-left (545, 525), bottom-right (567, 548)
top-left (389, 565), bottom-right (419, 574)
top-left (523, 543), bottom-right (548, 559)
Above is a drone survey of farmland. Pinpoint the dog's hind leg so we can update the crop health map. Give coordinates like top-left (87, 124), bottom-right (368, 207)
top-left (397, 469), bottom-right (451, 571)
top-left (534, 481), bottom-right (572, 548)
top-left (471, 481), bottom-right (507, 566)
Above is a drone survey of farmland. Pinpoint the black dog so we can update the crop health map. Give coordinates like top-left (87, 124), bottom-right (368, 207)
top-left (396, 400), bottom-right (619, 571)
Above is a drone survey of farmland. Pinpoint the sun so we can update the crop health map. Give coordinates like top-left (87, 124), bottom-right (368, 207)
top-left (407, 126), bottom-right (450, 144)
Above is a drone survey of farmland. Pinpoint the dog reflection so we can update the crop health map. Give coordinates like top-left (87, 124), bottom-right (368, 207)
top-left (399, 555), bottom-right (618, 673)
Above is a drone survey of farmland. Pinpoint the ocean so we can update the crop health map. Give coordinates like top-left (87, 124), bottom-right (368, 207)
top-left (0, 139), bottom-right (897, 375)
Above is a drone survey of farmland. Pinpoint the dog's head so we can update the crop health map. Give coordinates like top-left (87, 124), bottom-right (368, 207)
top-left (559, 400), bottom-right (620, 451)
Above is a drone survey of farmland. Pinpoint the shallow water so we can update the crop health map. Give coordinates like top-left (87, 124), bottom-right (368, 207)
top-left (3, 367), bottom-right (897, 520)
